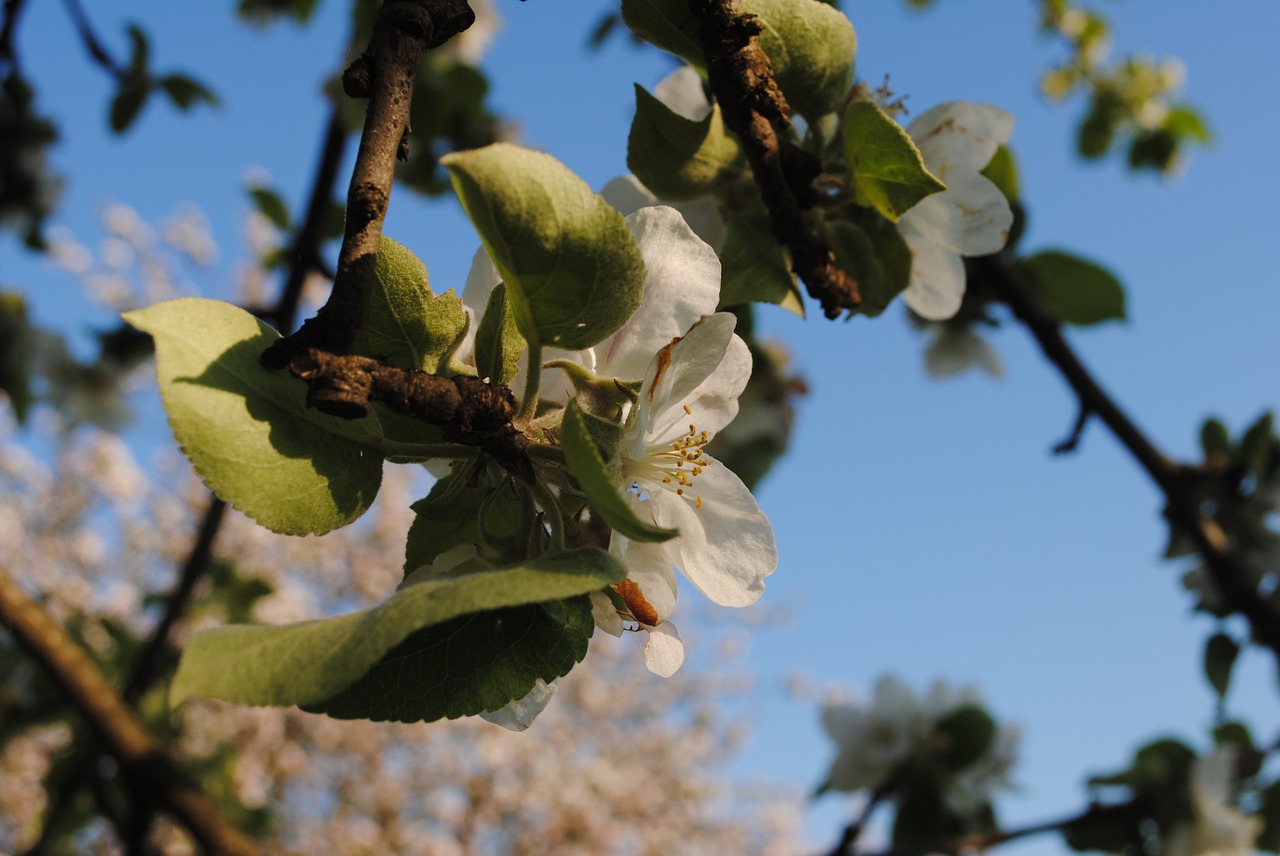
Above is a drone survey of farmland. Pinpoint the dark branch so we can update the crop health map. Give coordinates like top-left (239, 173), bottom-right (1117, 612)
top-left (979, 255), bottom-right (1280, 661)
top-left (60, 0), bottom-right (127, 82)
top-left (0, 0), bottom-right (29, 70)
top-left (0, 567), bottom-right (263, 856)
top-left (290, 349), bottom-right (533, 481)
top-left (687, 0), bottom-right (859, 319)
top-left (1052, 400), bottom-right (1092, 454)
top-left (262, 0), bottom-right (475, 372)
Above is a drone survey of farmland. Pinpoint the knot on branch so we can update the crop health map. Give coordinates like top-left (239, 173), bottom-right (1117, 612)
top-left (342, 56), bottom-right (372, 98)
top-left (793, 244), bottom-right (859, 319)
top-left (290, 349), bottom-right (533, 481)
top-left (383, 0), bottom-right (476, 49)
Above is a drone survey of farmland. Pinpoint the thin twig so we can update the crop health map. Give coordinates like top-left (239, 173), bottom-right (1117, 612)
top-left (0, 0), bottom-right (30, 70)
top-left (0, 567), bottom-right (263, 856)
top-left (686, 0), bottom-right (859, 319)
top-left (59, 0), bottom-right (127, 82)
top-left (979, 255), bottom-right (1280, 661)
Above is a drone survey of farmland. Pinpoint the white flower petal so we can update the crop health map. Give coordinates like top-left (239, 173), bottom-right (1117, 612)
top-left (642, 622), bottom-right (685, 676)
top-left (479, 678), bottom-right (557, 731)
top-left (925, 327), bottom-right (1004, 378)
top-left (590, 590), bottom-right (625, 637)
top-left (601, 175), bottom-right (659, 215)
top-left (597, 207), bottom-right (722, 382)
top-left (646, 331), bottom-right (751, 447)
top-left (909, 102), bottom-right (1014, 176)
top-left (900, 173), bottom-right (1012, 257)
top-left (650, 459), bottom-right (775, 607)
top-left (638, 314), bottom-right (738, 449)
top-left (655, 65), bottom-right (712, 121)
top-left (900, 223), bottom-right (967, 321)
top-left (612, 534), bottom-right (680, 623)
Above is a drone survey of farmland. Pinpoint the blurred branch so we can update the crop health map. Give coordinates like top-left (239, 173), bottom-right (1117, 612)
top-left (978, 255), bottom-right (1280, 661)
top-left (0, 566), bottom-right (262, 856)
top-left (686, 0), bottom-right (859, 319)
top-left (0, 0), bottom-right (30, 71)
top-left (60, 0), bottom-right (128, 83)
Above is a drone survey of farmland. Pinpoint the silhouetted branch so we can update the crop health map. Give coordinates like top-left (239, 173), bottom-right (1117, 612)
top-left (979, 255), bottom-right (1280, 661)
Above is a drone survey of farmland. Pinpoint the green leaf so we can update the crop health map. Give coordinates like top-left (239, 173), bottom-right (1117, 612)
top-left (621, 0), bottom-right (857, 118)
top-left (1063, 806), bottom-right (1142, 853)
top-left (403, 471), bottom-right (527, 574)
top-left (157, 74), bottom-right (219, 109)
top-left (442, 143), bottom-right (646, 351)
top-left (170, 548), bottom-right (624, 718)
top-left (0, 292), bottom-right (34, 423)
top-left (125, 24), bottom-right (150, 77)
top-left (1239, 412), bottom-right (1275, 477)
top-left (561, 401), bottom-right (678, 543)
top-left (842, 100), bottom-right (945, 221)
top-left (718, 210), bottom-right (803, 314)
top-left (1212, 721), bottom-right (1254, 751)
top-left (247, 186), bottom-right (291, 231)
top-left (1204, 632), bottom-right (1240, 698)
top-left (981, 145), bottom-right (1020, 201)
top-left (123, 298), bottom-right (384, 535)
top-left (933, 705), bottom-right (996, 771)
top-left (825, 210), bottom-right (911, 317)
top-left (1201, 418), bottom-right (1231, 458)
top-left (628, 84), bottom-right (742, 201)
top-left (474, 283), bottom-right (526, 385)
top-left (368, 236), bottom-right (469, 373)
top-left (109, 85), bottom-right (150, 134)
top-left (237, 0), bottom-right (319, 25)
top-left (1017, 250), bottom-right (1127, 326)
top-left (313, 596), bottom-right (595, 722)
top-left (892, 778), bottom-right (963, 852)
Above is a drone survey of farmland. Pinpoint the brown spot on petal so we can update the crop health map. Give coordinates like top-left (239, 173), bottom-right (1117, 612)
top-left (647, 338), bottom-right (680, 404)
top-left (613, 579), bottom-right (662, 627)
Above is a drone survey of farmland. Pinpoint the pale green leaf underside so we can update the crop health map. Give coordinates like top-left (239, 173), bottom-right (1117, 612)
top-left (562, 401), bottom-right (677, 543)
top-left (628, 84), bottom-right (742, 201)
top-left (620, 0), bottom-right (857, 118)
top-left (442, 143), bottom-right (645, 351)
top-left (843, 101), bottom-right (946, 222)
top-left (368, 235), bottom-right (469, 373)
top-left (170, 548), bottom-right (625, 710)
top-left (123, 298), bottom-right (383, 536)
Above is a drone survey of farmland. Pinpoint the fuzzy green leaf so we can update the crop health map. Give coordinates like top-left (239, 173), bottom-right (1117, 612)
top-left (621, 0), bottom-right (856, 118)
top-left (628, 84), bottom-right (742, 201)
top-left (1204, 632), bottom-right (1241, 698)
top-left (442, 144), bottom-right (645, 351)
top-left (313, 596), bottom-right (597, 722)
top-left (474, 283), bottom-right (525, 385)
top-left (843, 101), bottom-right (945, 222)
top-left (718, 211), bottom-right (803, 315)
top-left (123, 298), bottom-right (383, 535)
top-left (562, 401), bottom-right (677, 543)
top-left (368, 236), bottom-right (469, 373)
top-left (247, 186), bottom-right (290, 231)
top-left (170, 548), bottom-right (624, 717)
top-left (1018, 250), bottom-right (1127, 326)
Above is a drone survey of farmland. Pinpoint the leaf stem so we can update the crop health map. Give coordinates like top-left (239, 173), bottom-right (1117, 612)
top-left (518, 344), bottom-right (543, 425)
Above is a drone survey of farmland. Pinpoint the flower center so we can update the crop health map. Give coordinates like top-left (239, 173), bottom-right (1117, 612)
top-left (653, 404), bottom-right (710, 510)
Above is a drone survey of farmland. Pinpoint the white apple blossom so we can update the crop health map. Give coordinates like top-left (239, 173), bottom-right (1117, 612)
top-left (898, 102), bottom-right (1015, 321)
top-left (1165, 748), bottom-right (1262, 856)
top-left (819, 676), bottom-right (1019, 807)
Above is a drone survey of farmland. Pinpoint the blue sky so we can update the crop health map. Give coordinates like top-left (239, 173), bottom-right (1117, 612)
top-left (4, 1), bottom-right (1278, 852)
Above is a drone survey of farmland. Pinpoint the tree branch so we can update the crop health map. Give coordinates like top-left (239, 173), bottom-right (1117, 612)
top-left (290, 348), bottom-right (533, 481)
top-left (59, 0), bottom-right (127, 83)
top-left (978, 255), bottom-right (1280, 661)
top-left (262, 0), bottom-right (475, 373)
top-left (0, 566), bottom-right (263, 856)
top-left (686, 0), bottom-right (859, 319)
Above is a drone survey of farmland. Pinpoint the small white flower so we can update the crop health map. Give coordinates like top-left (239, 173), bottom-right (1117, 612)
top-left (1166, 748), bottom-right (1262, 856)
top-left (820, 676), bottom-right (932, 792)
top-left (898, 102), bottom-right (1015, 321)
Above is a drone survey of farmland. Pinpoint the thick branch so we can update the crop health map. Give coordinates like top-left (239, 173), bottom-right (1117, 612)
top-left (687, 0), bottom-right (859, 319)
top-left (979, 256), bottom-right (1280, 660)
top-left (0, 567), bottom-right (262, 856)
top-left (291, 348), bottom-right (533, 481)
top-left (262, 0), bottom-right (475, 372)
